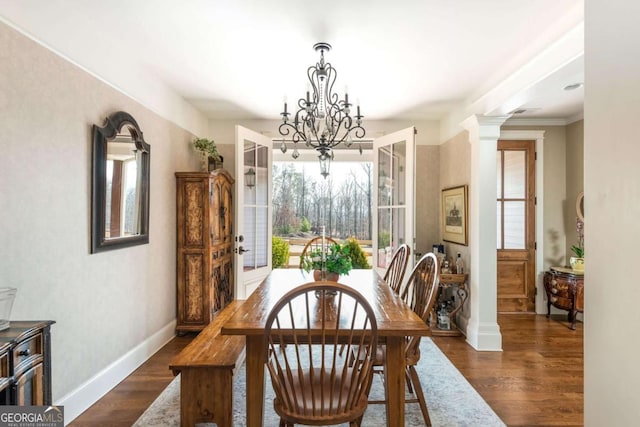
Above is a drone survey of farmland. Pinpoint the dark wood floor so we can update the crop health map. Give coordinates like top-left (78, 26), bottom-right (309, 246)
top-left (70, 314), bottom-right (583, 426)
top-left (435, 314), bottom-right (583, 426)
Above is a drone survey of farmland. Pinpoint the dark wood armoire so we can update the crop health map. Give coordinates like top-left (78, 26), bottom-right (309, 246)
top-left (175, 170), bottom-right (234, 333)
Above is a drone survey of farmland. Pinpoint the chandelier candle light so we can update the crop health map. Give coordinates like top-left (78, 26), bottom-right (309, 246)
top-left (278, 43), bottom-right (366, 178)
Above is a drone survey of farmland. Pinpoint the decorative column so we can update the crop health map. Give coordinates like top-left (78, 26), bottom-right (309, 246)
top-left (460, 115), bottom-right (509, 351)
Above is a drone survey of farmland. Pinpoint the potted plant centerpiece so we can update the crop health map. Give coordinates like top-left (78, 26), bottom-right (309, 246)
top-left (569, 217), bottom-right (585, 271)
top-left (192, 137), bottom-right (223, 171)
top-left (301, 242), bottom-right (352, 282)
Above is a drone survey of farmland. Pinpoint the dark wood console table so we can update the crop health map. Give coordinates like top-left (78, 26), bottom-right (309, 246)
top-left (0, 321), bottom-right (54, 405)
top-left (543, 267), bottom-right (584, 330)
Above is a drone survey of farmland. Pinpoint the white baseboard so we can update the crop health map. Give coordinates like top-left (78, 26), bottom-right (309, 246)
top-left (465, 320), bottom-right (503, 351)
top-left (457, 313), bottom-right (469, 336)
top-left (57, 319), bottom-right (177, 425)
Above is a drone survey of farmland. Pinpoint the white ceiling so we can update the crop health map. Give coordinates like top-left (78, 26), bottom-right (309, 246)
top-left (0, 0), bottom-right (584, 124)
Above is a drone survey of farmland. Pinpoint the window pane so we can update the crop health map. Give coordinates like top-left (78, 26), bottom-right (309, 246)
top-left (243, 206), bottom-right (255, 270)
top-left (244, 141), bottom-right (256, 205)
top-left (503, 151), bottom-right (525, 198)
top-left (255, 207), bottom-right (268, 268)
top-left (496, 152), bottom-right (502, 198)
top-left (378, 148), bottom-right (392, 207)
top-left (497, 201), bottom-right (502, 249)
top-left (391, 141), bottom-right (406, 206)
top-left (256, 145), bottom-right (269, 205)
top-left (377, 207), bottom-right (405, 269)
top-left (504, 201), bottom-right (525, 249)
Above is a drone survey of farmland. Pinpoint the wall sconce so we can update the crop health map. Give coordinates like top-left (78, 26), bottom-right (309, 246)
top-left (245, 167), bottom-right (256, 188)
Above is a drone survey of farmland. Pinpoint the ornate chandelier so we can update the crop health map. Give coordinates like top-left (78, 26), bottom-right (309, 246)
top-left (278, 43), bottom-right (365, 178)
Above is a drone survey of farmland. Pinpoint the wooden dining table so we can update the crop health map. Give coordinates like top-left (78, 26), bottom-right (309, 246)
top-left (221, 268), bottom-right (431, 427)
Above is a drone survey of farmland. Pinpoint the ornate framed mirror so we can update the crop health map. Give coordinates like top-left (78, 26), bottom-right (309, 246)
top-left (91, 111), bottom-right (150, 253)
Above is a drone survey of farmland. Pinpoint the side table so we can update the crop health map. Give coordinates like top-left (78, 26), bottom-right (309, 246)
top-left (543, 267), bottom-right (584, 330)
top-left (430, 273), bottom-right (468, 336)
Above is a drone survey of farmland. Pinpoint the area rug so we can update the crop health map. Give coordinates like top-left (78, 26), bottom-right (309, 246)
top-left (134, 338), bottom-right (504, 426)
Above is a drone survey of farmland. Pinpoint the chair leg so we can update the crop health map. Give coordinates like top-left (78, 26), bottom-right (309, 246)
top-left (405, 370), bottom-right (414, 394)
top-left (407, 365), bottom-right (431, 426)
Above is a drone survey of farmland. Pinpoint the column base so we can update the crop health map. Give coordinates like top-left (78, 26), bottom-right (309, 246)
top-left (465, 321), bottom-right (502, 351)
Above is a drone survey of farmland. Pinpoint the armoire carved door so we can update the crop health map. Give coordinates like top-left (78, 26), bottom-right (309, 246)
top-left (175, 170), bottom-right (234, 333)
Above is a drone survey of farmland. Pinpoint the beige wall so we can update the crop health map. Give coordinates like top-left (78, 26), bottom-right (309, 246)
top-left (565, 119), bottom-right (584, 261)
top-left (415, 145), bottom-right (440, 256)
top-left (438, 130), bottom-right (471, 320)
top-left (439, 130), bottom-right (471, 264)
top-left (585, 1), bottom-right (640, 424)
top-left (1, 23), bottom-right (203, 412)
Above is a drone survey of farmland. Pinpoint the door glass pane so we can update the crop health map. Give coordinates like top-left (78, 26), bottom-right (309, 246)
top-left (496, 152), bottom-right (502, 198)
top-left (377, 207), bottom-right (405, 269)
top-left (243, 206), bottom-right (255, 270)
top-left (504, 201), bottom-right (525, 249)
top-left (256, 145), bottom-right (269, 205)
top-left (255, 207), bottom-right (268, 268)
top-left (391, 141), bottom-right (406, 206)
top-left (497, 201), bottom-right (502, 249)
top-left (503, 151), bottom-right (525, 198)
top-left (378, 148), bottom-right (392, 207)
top-left (244, 141), bottom-right (256, 205)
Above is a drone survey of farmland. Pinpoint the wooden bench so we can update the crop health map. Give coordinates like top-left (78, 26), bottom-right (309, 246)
top-left (169, 300), bottom-right (246, 427)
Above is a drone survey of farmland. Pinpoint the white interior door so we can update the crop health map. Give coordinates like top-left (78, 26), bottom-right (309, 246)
top-left (235, 126), bottom-right (273, 299)
top-left (372, 127), bottom-right (416, 279)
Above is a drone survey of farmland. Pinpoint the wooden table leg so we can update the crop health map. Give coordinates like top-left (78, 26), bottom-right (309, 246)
top-left (245, 335), bottom-right (266, 427)
top-left (384, 336), bottom-right (405, 427)
top-left (180, 367), bottom-right (233, 427)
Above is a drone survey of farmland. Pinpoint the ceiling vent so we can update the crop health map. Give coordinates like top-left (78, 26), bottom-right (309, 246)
top-left (564, 83), bottom-right (584, 91)
top-left (509, 107), bottom-right (541, 115)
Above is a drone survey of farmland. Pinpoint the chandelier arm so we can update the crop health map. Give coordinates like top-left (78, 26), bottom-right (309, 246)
top-left (296, 97), bottom-right (308, 111)
top-left (278, 121), bottom-right (304, 143)
top-left (307, 66), bottom-right (320, 106)
top-left (334, 118), bottom-right (366, 146)
top-left (303, 117), bottom-right (320, 147)
top-left (324, 113), bottom-right (349, 144)
top-left (351, 125), bottom-right (366, 140)
top-left (325, 63), bottom-right (338, 106)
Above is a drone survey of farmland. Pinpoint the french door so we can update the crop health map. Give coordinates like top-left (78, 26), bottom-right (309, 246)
top-left (372, 127), bottom-right (416, 279)
top-left (497, 140), bottom-right (536, 312)
top-left (234, 126), bottom-right (273, 299)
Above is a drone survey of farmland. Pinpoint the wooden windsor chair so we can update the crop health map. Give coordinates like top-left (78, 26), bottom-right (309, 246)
top-left (299, 236), bottom-right (339, 269)
top-left (264, 282), bottom-right (378, 427)
top-left (382, 243), bottom-right (411, 294)
top-left (358, 252), bottom-right (439, 426)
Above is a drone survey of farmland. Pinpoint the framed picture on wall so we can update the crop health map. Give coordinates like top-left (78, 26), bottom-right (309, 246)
top-left (441, 185), bottom-right (468, 245)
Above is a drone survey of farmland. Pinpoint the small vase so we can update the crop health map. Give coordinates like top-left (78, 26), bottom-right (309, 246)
top-left (313, 270), bottom-right (339, 282)
top-left (570, 256), bottom-right (584, 272)
top-left (208, 156), bottom-right (224, 172)
top-left (200, 152), bottom-right (208, 172)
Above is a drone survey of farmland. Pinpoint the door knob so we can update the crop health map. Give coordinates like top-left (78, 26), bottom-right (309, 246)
top-left (237, 246), bottom-right (250, 254)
